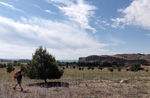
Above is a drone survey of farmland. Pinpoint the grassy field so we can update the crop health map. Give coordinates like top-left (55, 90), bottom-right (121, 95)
top-left (1, 67), bottom-right (150, 98)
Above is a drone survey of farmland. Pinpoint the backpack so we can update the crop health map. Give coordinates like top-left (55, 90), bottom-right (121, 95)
top-left (14, 72), bottom-right (18, 78)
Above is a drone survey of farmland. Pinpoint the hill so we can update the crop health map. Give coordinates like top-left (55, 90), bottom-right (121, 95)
top-left (0, 59), bottom-right (30, 63)
top-left (79, 53), bottom-right (150, 64)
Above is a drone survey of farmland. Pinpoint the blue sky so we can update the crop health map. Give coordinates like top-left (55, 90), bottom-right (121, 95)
top-left (0, 0), bottom-right (150, 60)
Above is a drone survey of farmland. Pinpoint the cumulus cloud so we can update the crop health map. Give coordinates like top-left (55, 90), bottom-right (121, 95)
top-left (45, 0), bottom-right (97, 33)
top-left (112, 0), bottom-right (150, 30)
top-left (0, 1), bottom-right (24, 13)
top-left (0, 16), bottom-right (110, 60)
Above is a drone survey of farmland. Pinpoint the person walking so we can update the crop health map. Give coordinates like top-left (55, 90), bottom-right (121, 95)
top-left (13, 70), bottom-right (23, 91)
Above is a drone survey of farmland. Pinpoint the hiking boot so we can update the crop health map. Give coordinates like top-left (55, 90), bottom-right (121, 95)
top-left (13, 87), bottom-right (16, 90)
top-left (21, 88), bottom-right (23, 92)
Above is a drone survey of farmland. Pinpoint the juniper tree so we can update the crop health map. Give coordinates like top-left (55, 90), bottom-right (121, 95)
top-left (26, 46), bottom-right (63, 83)
top-left (6, 63), bottom-right (15, 73)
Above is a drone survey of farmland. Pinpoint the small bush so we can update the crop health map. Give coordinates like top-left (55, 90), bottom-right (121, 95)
top-left (91, 67), bottom-right (94, 70)
top-left (87, 66), bottom-right (91, 70)
top-left (62, 67), bottom-right (65, 70)
top-left (131, 69), bottom-right (136, 72)
top-left (130, 63), bottom-right (140, 71)
top-left (6, 63), bottom-right (15, 73)
top-left (126, 69), bottom-right (129, 71)
top-left (117, 67), bottom-right (121, 72)
top-left (66, 66), bottom-right (68, 68)
top-left (0, 64), bottom-right (6, 68)
top-left (108, 68), bottom-right (113, 72)
top-left (145, 70), bottom-right (148, 72)
top-left (98, 67), bottom-right (103, 70)
top-left (78, 67), bottom-right (82, 70)
top-left (138, 68), bottom-right (144, 70)
top-left (73, 66), bottom-right (76, 69)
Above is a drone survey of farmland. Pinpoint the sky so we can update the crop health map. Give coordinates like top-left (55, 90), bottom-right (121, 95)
top-left (0, 0), bottom-right (150, 60)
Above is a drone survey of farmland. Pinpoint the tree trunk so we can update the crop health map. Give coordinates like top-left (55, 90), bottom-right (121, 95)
top-left (44, 79), bottom-right (47, 84)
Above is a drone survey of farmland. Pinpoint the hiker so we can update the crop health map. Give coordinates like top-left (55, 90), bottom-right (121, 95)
top-left (13, 69), bottom-right (23, 91)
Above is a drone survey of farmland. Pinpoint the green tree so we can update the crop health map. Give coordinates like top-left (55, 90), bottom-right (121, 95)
top-left (26, 46), bottom-right (63, 83)
top-left (117, 67), bottom-right (121, 71)
top-left (13, 61), bottom-right (21, 66)
top-left (6, 63), bottom-right (15, 73)
top-left (107, 68), bottom-right (113, 72)
top-left (130, 63), bottom-right (141, 71)
top-left (0, 64), bottom-right (6, 68)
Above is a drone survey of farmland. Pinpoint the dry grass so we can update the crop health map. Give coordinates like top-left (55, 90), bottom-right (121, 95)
top-left (1, 67), bottom-right (150, 98)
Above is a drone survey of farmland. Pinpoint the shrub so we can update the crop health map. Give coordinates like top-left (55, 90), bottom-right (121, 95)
top-left (130, 63), bottom-right (141, 72)
top-left (138, 68), bottom-right (144, 70)
top-left (117, 67), bottom-right (121, 72)
top-left (6, 63), bottom-right (15, 73)
top-left (0, 64), bottom-right (6, 68)
top-left (145, 70), bottom-right (148, 72)
top-left (98, 67), bottom-right (103, 70)
top-left (13, 61), bottom-right (21, 66)
top-left (78, 67), bottom-right (82, 70)
top-left (91, 67), bottom-right (94, 70)
top-left (73, 66), bottom-right (76, 69)
top-left (87, 66), bottom-right (91, 70)
top-left (108, 68), bottom-right (113, 72)
top-left (62, 67), bottom-right (65, 70)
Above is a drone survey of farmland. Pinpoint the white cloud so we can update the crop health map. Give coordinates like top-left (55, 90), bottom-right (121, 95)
top-left (146, 33), bottom-right (150, 37)
top-left (45, 9), bottom-right (55, 14)
top-left (0, 1), bottom-right (14, 8)
top-left (32, 5), bottom-right (54, 14)
top-left (0, 1), bottom-right (24, 13)
top-left (45, 0), bottom-right (72, 5)
top-left (95, 17), bottom-right (110, 30)
top-left (45, 10), bottom-right (52, 13)
top-left (0, 16), bottom-right (110, 60)
top-left (32, 4), bottom-right (42, 9)
top-left (45, 0), bottom-right (97, 33)
top-left (0, 42), bottom-right (35, 59)
top-left (112, 0), bottom-right (150, 30)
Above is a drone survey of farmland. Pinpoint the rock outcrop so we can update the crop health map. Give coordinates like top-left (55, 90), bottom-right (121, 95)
top-left (79, 54), bottom-right (150, 64)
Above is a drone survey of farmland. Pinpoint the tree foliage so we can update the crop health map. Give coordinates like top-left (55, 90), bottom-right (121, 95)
top-left (26, 46), bottom-right (63, 83)
top-left (107, 68), bottom-right (113, 72)
top-left (0, 64), bottom-right (6, 68)
top-left (6, 63), bottom-right (15, 73)
top-left (130, 62), bottom-right (141, 71)
top-left (13, 61), bottom-right (22, 66)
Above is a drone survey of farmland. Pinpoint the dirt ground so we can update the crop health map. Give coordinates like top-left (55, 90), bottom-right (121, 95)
top-left (1, 67), bottom-right (150, 98)
top-left (1, 79), bottom-right (150, 98)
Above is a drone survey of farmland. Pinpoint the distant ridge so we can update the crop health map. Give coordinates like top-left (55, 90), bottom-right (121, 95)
top-left (0, 59), bottom-right (14, 62)
top-left (79, 53), bottom-right (150, 63)
top-left (58, 60), bottom-right (78, 62)
top-left (0, 59), bottom-right (30, 63)
top-left (0, 59), bottom-right (77, 63)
